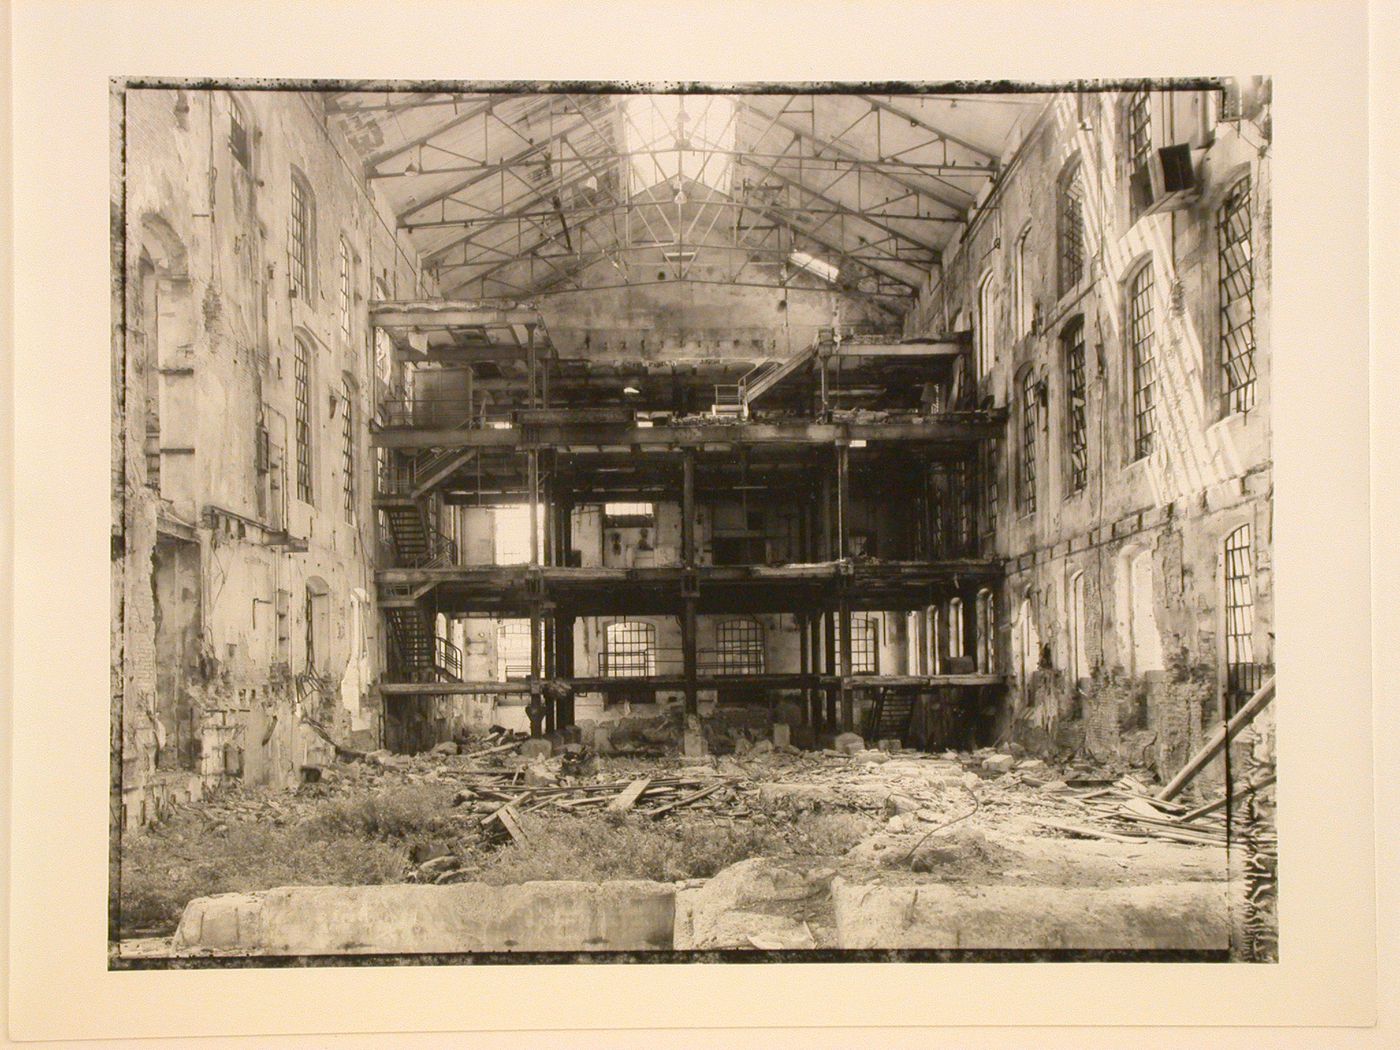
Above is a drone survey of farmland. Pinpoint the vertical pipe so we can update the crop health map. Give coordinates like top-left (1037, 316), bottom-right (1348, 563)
top-left (836, 442), bottom-right (850, 561)
top-left (527, 450), bottom-right (540, 567)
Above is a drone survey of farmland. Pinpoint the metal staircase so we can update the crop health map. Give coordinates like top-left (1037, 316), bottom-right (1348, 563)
top-left (383, 604), bottom-right (461, 682)
top-left (864, 689), bottom-right (917, 745)
top-left (739, 340), bottom-right (819, 410)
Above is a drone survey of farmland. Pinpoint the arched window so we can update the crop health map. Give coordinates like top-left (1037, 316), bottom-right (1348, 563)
top-left (1017, 596), bottom-right (1038, 681)
top-left (947, 597), bottom-right (965, 660)
top-left (1058, 157), bottom-right (1086, 295)
top-left (341, 377), bottom-right (356, 523)
top-left (1126, 89), bottom-right (1152, 219)
top-left (1127, 261), bottom-right (1157, 459)
top-left (1117, 547), bottom-right (1164, 675)
top-left (976, 270), bottom-right (996, 378)
top-left (1223, 524), bottom-right (1257, 713)
top-left (1069, 571), bottom-right (1089, 682)
top-left (304, 577), bottom-right (329, 673)
top-left (1012, 226), bottom-right (1032, 338)
top-left (1218, 176), bottom-right (1256, 415)
top-left (289, 168), bottom-right (316, 299)
top-left (293, 335), bottom-right (314, 503)
top-left (928, 605), bottom-right (941, 675)
top-left (1063, 318), bottom-right (1088, 493)
top-left (1020, 369), bottom-right (1039, 513)
top-left (605, 620), bottom-right (656, 677)
top-left (975, 589), bottom-right (996, 674)
top-left (715, 618), bottom-right (764, 675)
top-left (497, 620), bottom-right (532, 680)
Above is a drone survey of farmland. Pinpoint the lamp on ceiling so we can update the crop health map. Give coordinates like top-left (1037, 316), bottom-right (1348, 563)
top-left (623, 385), bottom-right (641, 396)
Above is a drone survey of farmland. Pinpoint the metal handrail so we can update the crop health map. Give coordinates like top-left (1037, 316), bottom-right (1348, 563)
top-left (597, 646), bottom-right (766, 678)
top-left (435, 634), bottom-right (463, 681)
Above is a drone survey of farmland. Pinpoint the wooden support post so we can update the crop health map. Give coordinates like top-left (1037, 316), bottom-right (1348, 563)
top-left (836, 442), bottom-right (850, 561)
top-left (798, 611), bottom-right (811, 723)
top-left (819, 353), bottom-right (830, 419)
top-left (839, 598), bottom-right (854, 731)
top-left (818, 471), bottom-right (833, 561)
top-left (543, 612), bottom-right (556, 735)
top-left (823, 610), bottom-right (837, 729)
top-left (1157, 676), bottom-right (1276, 801)
top-left (528, 603), bottom-right (544, 739)
top-left (556, 613), bottom-right (576, 727)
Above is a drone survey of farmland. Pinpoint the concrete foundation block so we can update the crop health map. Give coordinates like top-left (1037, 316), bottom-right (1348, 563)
top-left (173, 881), bottom-right (676, 956)
top-left (519, 739), bottom-right (553, 759)
top-left (831, 880), bottom-right (1230, 951)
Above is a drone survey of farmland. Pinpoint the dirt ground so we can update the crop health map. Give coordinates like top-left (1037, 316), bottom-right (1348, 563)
top-left (115, 734), bottom-right (1244, 957)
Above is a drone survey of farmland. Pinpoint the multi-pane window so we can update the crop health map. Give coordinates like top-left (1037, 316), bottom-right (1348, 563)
top-left (1059, 159), bottom-right (1086, 295)
top-left (603, 502), bottom-right (655, 526)
top-left (289, 172), bottom-right (313, 299)
top-left (1128, 262), bottom-right (1157, 459)
top-left (341, 379), bottom-right (355, 522)
top-left (1224, 524), bottom-right (1256, 714)
top-left (497, 620), bottom-right (532, 680)
top-left (982, 439), bottom-right (1000, 538)
top-left (976, 271), bottom-right (996, 377)
top-left (836, 616), bottom-right (878, 675)
top-left (1064, 319), bottom-right (1088, 492)
top-left (1127, 90), bottom-right (1152, 174)
top-left (605, 621), bottom-right (656, 677)
top-left (1020, 371), bottom-right (1038, 513)
top-left (229, 97), bottom-right (252, 172)
top-left (294, 337), bottom-right (312, 503)
top-left (338, 236), bottom-right (352, 341)
top-left (1218, 177), bottom-right (1256, 415)
top-left (714, 619), bottom-right (764, 674)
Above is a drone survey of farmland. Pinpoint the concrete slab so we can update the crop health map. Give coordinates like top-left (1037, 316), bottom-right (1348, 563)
top-left (172, 880), bottom-right (676, 956)
top-left (831, 879), bottom-right (1230, 951)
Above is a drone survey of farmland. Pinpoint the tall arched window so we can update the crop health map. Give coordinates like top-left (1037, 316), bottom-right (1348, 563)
top-left (1224, 524), bottom-right (1256, 713)
top-left (1020, 369), bottom-right (1039, 513)
top-left (1017, 596), bottom-right (1038, 680)
top-left (1013, 227), bottom-right (1031, 338)
top-left (976, 270), bottom-right (996, 378)
top-left (1069, 571), bottom-right (1089, 682)
top-left (289, 168), bottom-right (316, 299)
top-left (293, 335), bottom-right (314, 503)
top-left (715, 618), bottom-right (764, 674)
top-left (1058, 157), bottom-right (1086, 295)
top-left (497, 620), bottom-right (532, 680)
top-left (1126, 89), bottom-right (1152, 220)
top-left (605, 620), bottom-right (656, 677)
top-left (975, 589), bottom-right (996, 674)
top-left (1218, 176), bottom-right (1256, 415)
top-left (1127, 261), bottom-right (1157, 459)
top-left (1118, 547), bottom-right (1164, 675)
top-left (928, 605), bottom-right (941, 675)
top-left (947, 597), bottom-right (965, 660)
top-left (1063, 318), bottom-right (1088, 493)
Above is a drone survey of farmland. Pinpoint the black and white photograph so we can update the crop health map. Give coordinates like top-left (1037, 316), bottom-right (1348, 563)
top-left (108, 77), bottom-right (1278, 964)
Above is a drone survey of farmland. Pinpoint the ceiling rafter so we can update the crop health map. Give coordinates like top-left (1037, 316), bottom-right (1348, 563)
top-left (858, 94), bottom-right (1002, 162)
top-left (753, 163), bottom-right (943, 256)
top-left (364, 96), bottom-right (499, 173)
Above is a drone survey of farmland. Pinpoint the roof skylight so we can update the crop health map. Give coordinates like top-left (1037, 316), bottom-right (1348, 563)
top-left (621, 94), bottom-right (737, 197)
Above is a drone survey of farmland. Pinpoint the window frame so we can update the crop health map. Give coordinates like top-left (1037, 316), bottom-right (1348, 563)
top-left (338, 235), bottom-right (353, 343)
top-left (1058, 156), bottom-right (1087, 297)
top-left (293, 335), bottom-right (314, 504)
top-left (1019, 369), bottom-right (1039, 514)
top-left (289, 168), bottom-right (315, 300)
top-left (714, 618), bottom-right (765, 675)
top-left (605, 620), bottom-right (657, 678)
top-left (228, 93), bottom-right (253, 174)
top-left (1217, 175), bottom-right (1257, 417)
top-left (975, 270), bottom-right (997, 379)
top-left (1063, 317), bottom-right (1089, 494)
top-left (340, 377), bottom-right (356, 523)
top-left (1126, 259), bottom-right (1157, 461)
top-left (1223, 523), bottom-right (1257, 714)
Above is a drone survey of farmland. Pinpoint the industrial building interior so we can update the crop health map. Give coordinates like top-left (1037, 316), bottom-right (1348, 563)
top-left (112, 80), bottom-right (1275, 956)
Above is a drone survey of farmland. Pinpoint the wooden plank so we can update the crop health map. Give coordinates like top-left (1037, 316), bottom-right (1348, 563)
top-left (1157, 676), bottom-right (1276, 801)
top-left (1178, 773), bottom-right (1277, 823)
top-left (1029, 818), bottom-right (1147, 844)
top-left (643, 780), bottom-right (726, 819)
top-left (496, 805), bottom-right (531, 846)
top-left (607, 777), bottom-right (653, 813)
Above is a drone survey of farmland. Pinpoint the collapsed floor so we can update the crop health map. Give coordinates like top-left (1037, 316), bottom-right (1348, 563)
top-left (114, 717), bottom-right (1276, 960)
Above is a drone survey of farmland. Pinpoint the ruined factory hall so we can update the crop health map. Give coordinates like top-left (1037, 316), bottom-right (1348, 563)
top-left (111, 80), bottom-right (1276, 961)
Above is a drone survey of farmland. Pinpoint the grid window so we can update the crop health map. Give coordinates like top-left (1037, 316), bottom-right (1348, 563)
top-left (341, 379), bottom-right (355, 522)
top-left (229, 98), bottom-right (252, 172)
top-left (982, 439), bottom-right (1000, 538)
top-left (1064, 320), bottom-right (1089, 492)
top-left (1127, 90), bottom-right (1152, 174)
top-left (338, 236), bottom-right (352, 341)
top-left (1128, 263), bottom-right (1157, 459)
top-left (836, 616), bottom-right (878, 675)
top-left (294, 337), bottom-right (312, 503)
top-left (715, 619), bottom-right (764, 674)
top-left (1059, 160), bottom-right (1086, 295)
top-left (497, 620), bottom-right (532, 680)
top-left (603, 502), bottom-right (655, 526)
top-left (1020, 372), bottom-right (1038, 513)
top-left (289, 172), bottom-right (313, 299)
top-left (605, 621), bottom-right (656, 677)
top-left (1218, 177), bottom-right (1256, 415)
top-left (1224, 524), bottom-right (1256, 713)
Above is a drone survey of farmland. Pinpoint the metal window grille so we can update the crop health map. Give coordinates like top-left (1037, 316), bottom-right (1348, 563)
top-left (1065, 320), bottom-right (1089, 492)
top-left (341, 379), bottom-right (355, 521)
top-left (982, 439), bottom-right (1000, 538)
top-left (836, 616), bottom-right (878, 675)
top-left (606, 621), bottom-right (656, 677)
top-left (1020, 372), bottom-right (1038, 513)
top-left (294, 338), bottom-right (312, 503)
top-left (715, 619), bottom-right (764, 674)
top-left (1129, 263), bottom-right (1157, 459)
top-left (1059, 161), bottom-right (1086, 294)
top-left (1127, 90), bottom-right (1152, 173)
top-left (1218, 177), bottom-right (1256, 414)
top-left (498, 620), bottom-right (532, 680)
top-left (289, 174), bottom-right (312, 298)
top-left (338, 237), bottom-right (352, 341)
top-left (1224, 524), bottom-right (1257, 715)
